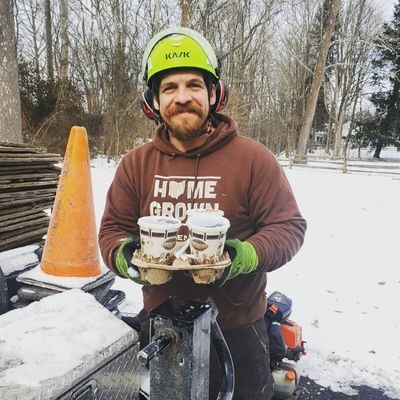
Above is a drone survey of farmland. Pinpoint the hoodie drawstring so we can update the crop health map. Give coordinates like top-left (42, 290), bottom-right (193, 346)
top-left (191, 154), bottom-right (201, 207)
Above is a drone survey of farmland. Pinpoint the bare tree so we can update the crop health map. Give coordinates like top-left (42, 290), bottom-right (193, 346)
top-left (211, 0), bottom-right (278, 139)
top-left (11, 0), bottom-right (388, 158)
top-left (295, 0), bottom-right (341, 162)
top-left (327, 0), bottom-right (379, 158)
top-left (0, 0), bottom-right (23, 142)
top-left (269, 0), bottom-right (321, 155)
top-left (15, 0), bottom-right (45, 79)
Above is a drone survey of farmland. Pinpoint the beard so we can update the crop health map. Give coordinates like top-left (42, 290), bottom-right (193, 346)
top-left (164, 104), bottom-right (208, 141)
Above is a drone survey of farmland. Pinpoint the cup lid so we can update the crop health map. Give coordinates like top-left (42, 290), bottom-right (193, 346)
top-left (187, 214), bottom-right (230, 233)
top-left (186, 208), bottom-right (224, 217)
top-left (138, 216), bottom-right (181, 229)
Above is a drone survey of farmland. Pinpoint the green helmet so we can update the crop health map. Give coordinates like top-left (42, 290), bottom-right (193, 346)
top-left (142, 27), bottom-right (220, 85)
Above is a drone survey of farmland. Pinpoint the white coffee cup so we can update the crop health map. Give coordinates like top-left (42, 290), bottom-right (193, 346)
top-left (137, 216), bottom-right (181, 264)
top-left (187, 214), bottom-right (230, 264)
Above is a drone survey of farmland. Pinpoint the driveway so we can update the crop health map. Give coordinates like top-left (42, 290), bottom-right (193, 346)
top-left (293, 377), bottom-right (395, 400)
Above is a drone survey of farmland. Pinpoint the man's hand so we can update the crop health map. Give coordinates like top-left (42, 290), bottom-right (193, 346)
top-left (115, 237), bottom-right (146, 284)
top-left (210, 238), bottom-right (259, 287)
top-left (225, 239), bottom-right (259, 279)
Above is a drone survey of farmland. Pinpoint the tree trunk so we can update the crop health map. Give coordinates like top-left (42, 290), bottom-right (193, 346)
top-left (180, 0), bottom-right (195, 26)
top-left (373, 140), bottom-right (383, 159)
top-left (57, 0), bottom-right (69, 108)
top-left (45, 0), bottom-right (54, 82)
top-left (153, 0), bottom-right (161, 33)
top-left (332, 99), bottom-right (346, 158)
top-left (29, 0), bottom-right (40, 80)
top-left (59, 0), bottom-right (69, 81)
top-left (295, 0), bottom-right (341, 162)
top-left (0, 0), bottom-right (22, 143)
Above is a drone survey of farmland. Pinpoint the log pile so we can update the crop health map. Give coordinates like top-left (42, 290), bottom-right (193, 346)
top-left (0, 141), bottom-right (61, 252)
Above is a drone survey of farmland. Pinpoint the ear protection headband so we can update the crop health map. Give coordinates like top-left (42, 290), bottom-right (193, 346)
top-left (140, 80), bottom-right (229, 124)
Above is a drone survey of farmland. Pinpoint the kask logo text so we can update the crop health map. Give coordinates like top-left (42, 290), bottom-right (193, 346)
top-left (165, 51), bottom-right (190, 60)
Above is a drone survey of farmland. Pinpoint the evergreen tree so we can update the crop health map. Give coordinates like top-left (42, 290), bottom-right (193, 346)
top-left (368, 1), bottom-right (400, 158)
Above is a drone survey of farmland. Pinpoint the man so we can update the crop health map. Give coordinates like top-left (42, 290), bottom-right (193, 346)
top-left (99, 27), bottom-right (306, 400)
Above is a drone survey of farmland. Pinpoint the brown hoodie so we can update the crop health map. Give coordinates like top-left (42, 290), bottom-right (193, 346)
top-left (99, 114), bottom-right (306, 331)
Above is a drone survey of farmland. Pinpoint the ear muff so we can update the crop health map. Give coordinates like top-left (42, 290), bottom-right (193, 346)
top-left (140, 88), bottom-right (162, 125)
top-left (213, 80), bottom-right (229, 113)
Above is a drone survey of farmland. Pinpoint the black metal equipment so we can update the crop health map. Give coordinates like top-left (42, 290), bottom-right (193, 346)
top-left (137, 297), bottom-right (234, 400)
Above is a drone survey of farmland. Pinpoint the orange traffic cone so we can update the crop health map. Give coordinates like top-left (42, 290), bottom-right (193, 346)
top-left (40, 126), bottom-right (101, 277)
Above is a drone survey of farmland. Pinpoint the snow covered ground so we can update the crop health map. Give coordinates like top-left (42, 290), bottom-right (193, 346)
top-left (271, 168), bottom-right (400, 398)
top-left (91, 150), bottom-right (400, 399)
top-left (0, 148), bottom-right (399, 398)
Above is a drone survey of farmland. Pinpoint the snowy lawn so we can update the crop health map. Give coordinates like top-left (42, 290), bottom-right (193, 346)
top-left (91, 156), bottom-right (400, 399)
top-left (272, 168), bottom-right (400, 398)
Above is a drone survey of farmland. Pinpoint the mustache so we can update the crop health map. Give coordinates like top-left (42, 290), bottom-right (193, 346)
top-left (169, 105), bottom-right (201, 116)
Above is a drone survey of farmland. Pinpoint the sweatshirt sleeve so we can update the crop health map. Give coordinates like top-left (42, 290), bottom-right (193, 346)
top-left (98, 155), bottom-right (140, 277)
top-left (246, 149), bottom-right (306, 273)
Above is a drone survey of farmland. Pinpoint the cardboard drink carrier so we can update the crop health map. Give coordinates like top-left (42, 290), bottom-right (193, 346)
top-left (133, 213), bottom-right (231, 284)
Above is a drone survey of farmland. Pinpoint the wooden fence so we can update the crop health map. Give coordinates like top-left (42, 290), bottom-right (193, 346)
top-left (279, 154), bottom-right (400, 177)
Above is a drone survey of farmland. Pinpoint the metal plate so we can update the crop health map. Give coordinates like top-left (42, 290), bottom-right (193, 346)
top-left (58, 341), bottom-right (141, 400)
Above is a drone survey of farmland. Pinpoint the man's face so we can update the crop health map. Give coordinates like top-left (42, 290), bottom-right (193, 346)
top-left (156, 70), bottom-right (216, 141)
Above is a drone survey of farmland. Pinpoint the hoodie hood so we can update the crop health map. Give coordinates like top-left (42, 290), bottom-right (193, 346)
top-left (151, 113), bottom-right (238, 157)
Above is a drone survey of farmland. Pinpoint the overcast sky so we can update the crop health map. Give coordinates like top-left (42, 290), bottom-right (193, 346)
top-left (376, 0), bottom-right (397, 20)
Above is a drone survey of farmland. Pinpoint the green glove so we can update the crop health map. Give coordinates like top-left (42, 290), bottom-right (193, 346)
top-left (225, 239), bottom-right (259, 280)
top-left (115, 237), bottom-right (146, 284)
